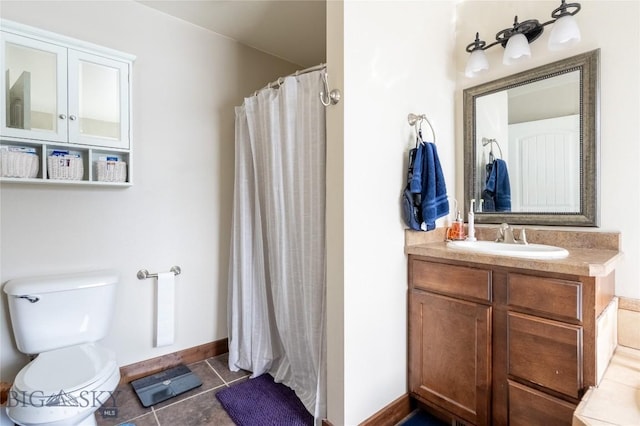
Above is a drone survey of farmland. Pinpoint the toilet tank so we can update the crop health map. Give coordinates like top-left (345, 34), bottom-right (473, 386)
top-left (3, 270), bottom-right (119, 354)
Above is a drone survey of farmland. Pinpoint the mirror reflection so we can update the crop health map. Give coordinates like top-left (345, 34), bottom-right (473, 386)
top-left (463, 49), bottom-right (600, 226)
top-left (475, 71), bottom-right (580, 213)
top-left (78, 60), bottom-right (121, 140)
top-left (5, 41), bottom-right (58, 132)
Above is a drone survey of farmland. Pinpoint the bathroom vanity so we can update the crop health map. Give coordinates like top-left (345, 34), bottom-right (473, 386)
top-left (405, 228), bottom-right (621, 426)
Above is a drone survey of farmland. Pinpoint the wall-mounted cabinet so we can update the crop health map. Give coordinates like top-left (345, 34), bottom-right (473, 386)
top-left (0, 19), bottom-right (134, 185)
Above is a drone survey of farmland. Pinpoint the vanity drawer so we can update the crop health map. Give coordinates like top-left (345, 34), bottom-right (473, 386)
top-left (508, 380), bottom-right (576, 426)
top-left (411, 259), bottom-right (491, 303)
top-left (508, 312), bottom-right (582, 398)
top-left (508, 273), bottom-right (582, 322)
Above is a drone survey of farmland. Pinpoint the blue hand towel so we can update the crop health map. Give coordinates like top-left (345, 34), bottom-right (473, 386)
top-left (420, 143), bottom-right (449, 230)
top-left (409, 144), bottom-right (424, 194)
top-left (402, 147), bottom-right (424, 231)
top-left (484, 159), bottom-right (511, 212)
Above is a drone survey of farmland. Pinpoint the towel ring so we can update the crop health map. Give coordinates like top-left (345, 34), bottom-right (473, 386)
top-left (407, 113), bottom-right (436, 145)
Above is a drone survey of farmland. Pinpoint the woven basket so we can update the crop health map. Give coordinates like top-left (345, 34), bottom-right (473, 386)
top-left (0, 150), bottom-right (39, 178)
top-left (48, 156), bottom-right (84, 180)
top-left (96, 160), bottom-right (127, 182)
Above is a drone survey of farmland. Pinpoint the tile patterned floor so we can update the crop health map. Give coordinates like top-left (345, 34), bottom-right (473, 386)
top-left (95, 353), bottom-right (249, 426)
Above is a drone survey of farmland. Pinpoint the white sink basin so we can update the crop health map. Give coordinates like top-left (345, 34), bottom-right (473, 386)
top-left (446, 240), bottom-right (569, 259)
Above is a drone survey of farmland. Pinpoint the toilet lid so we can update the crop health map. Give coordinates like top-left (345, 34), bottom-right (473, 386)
top-left (14, 343), bottom-right (116, 395)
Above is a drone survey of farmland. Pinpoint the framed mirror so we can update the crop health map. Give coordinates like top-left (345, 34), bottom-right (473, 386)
top-left (463, 49), bottom-right (600, 226)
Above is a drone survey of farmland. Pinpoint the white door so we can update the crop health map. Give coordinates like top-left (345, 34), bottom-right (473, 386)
top-left (508, 115), bottom-right (580, 213)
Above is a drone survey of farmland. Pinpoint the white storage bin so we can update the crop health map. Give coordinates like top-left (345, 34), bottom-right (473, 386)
top-left (48, 155), bottom-right (84, 180)
top-left (0, 149), bottom-right (39, 178)
top-left (96, 160), bottom-right (127, 182)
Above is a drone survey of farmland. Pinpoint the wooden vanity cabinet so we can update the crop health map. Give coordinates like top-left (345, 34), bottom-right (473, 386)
top-left (408, 259), bottom-right (492, 426)
top-left (408, 255), bottom-right (615, 426)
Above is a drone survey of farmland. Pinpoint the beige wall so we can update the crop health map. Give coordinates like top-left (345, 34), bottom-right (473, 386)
top-left (325, 1), bottom-right (345, 424)
top-left (327, 1), bottom-right (457, 424)
top-left (0, 0), bottom-right (298, 383)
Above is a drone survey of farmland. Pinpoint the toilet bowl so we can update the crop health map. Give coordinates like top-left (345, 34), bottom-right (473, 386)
top-left (3, 271), bottom-right (120, 426)
top-left (7, 344), bottom-right (119, 426)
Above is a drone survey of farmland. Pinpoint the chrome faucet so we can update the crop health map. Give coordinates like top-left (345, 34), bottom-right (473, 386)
top-left (496, 223), bottom-right (528, 245)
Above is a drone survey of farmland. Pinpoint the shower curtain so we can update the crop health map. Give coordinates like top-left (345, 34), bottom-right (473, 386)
top-left (228, 70), bottom-right (326, 422)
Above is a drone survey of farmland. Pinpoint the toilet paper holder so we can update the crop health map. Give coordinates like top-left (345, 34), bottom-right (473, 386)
top-left (137, 266), bottom-right (181, 280)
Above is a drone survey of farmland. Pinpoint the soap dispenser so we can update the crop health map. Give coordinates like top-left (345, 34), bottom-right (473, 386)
top-left (447, 210), bottom-right (466, 241)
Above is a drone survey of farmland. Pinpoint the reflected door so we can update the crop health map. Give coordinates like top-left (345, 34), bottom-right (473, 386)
top-left (1, 32), bottom-right (68, 142)
top-left (509, 115), bottom-right (580, 213)
top-left (68, 51), bottom-right (129, 149)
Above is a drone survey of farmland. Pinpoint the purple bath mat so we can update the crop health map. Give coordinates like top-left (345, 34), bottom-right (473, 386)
top-left (215, 374), bottom-right (313, 426)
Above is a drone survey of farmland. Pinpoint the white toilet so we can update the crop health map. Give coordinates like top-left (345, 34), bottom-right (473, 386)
top-left (3, 270), bottom-right (121, 426)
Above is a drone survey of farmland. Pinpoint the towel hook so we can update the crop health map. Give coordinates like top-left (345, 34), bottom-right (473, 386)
top-left (407, 113), bottom-right (436, 144)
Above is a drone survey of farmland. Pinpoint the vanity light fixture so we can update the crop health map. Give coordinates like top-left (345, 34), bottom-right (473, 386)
top-left (464, 0), bottom-right (581, 77)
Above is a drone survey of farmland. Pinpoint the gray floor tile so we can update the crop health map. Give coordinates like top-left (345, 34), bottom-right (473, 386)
top-left (96, 354), bottom-right (252, 426)
top-left (150, 361), bottom-right (225, 410)
top-left (96, 382), bottom-right (152, 426)
top-left (153, 389), bottom-right (235, 426)
top-left (118, 412), bottom-right (159, 426)
top-left (206, 353), bottom-right (250, 384)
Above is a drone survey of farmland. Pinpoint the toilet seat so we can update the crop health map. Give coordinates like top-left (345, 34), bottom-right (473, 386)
top-left (13, 343), bottom-right (116, 397)
top-left (7, 343), bottom-right (119, 426)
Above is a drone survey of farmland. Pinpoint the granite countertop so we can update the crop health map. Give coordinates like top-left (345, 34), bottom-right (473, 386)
top-left (405, 227), bottom-right (623, 277)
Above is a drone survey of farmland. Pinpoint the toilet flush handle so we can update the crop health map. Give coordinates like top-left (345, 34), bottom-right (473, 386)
top-left (17, 295), bottom-right (40, 303)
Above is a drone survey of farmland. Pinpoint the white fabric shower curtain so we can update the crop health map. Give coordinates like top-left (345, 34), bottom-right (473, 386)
top-left (228, 70), bottom-right (326, 422)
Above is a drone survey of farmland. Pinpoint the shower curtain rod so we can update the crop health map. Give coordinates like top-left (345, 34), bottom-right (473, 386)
top-left (254, 63), bottom-right (327, 95)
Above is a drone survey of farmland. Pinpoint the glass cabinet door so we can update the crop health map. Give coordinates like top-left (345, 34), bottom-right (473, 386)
top-left (1, 32), bottom-right (68, 142)
top-left (68, 50), bottom-right (129, 149)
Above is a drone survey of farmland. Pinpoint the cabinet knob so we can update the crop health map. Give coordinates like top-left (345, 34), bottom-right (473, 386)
top-left (59, 114), bottom-right (67, 119)
top-left (69, 115), bottom-right (77, 121)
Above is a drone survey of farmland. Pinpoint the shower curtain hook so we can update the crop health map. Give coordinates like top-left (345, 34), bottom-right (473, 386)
top-left (320, 71), bottom-right (341, 106)
top-left (320, 72), bottom-right (331, 106)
